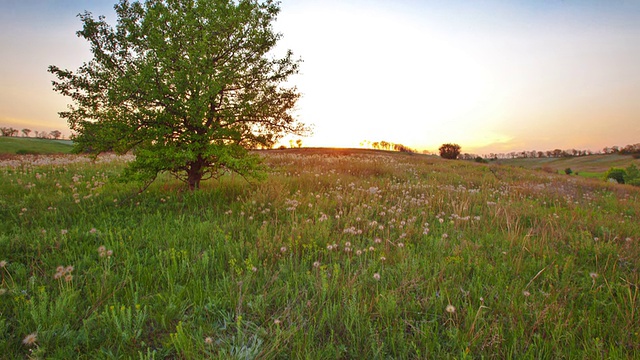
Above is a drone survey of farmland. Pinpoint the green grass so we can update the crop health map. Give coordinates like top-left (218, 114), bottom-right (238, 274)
top-left (1, 150), bottom-right (639, 358)
top-left (0, 137), bottom-right (73, 155)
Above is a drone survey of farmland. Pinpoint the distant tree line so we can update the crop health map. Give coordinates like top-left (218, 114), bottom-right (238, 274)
top-left (361, 140), bottom-right (415, 153)
top-left (0, 127), bottom-right (63, 140)
top-left (459, 142), bottom-right (640, 161)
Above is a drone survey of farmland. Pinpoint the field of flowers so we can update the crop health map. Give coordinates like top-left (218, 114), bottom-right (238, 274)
top-left (1, 149), bottom-right (639, 358)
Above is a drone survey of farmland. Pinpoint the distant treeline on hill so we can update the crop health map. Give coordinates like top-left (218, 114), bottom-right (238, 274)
top-left (464, 143), bottom-right (640, 160)
top-left (360, 140), bottom-right (415, 153)
top-left (0, 127), bottom-right (64, 140)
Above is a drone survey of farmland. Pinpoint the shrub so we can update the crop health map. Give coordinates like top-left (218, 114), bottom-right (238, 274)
top-left (564, 168), bottom-right (573, 175)
top-left (624, 164), bottom-right (640, 185)
top-left (604, 168), bottom-right (626, 184)
top-left (16, 149), bottom-right (39, 155)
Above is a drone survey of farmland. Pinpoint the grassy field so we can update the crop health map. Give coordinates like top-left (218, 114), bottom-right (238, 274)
top-left (495, 154), bottom-right (640, 178)
top-left (1, 149), bottom-right (639, 358)
top-left (0, 137), bottom-right (73, 155)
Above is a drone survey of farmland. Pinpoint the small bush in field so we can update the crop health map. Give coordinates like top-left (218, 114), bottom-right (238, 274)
top-left (564, 167), bottom-right (573, 175)
top-left (605, 167), bottom-right (626, 184)
top-left (540, 166), bottom-right (556, 174)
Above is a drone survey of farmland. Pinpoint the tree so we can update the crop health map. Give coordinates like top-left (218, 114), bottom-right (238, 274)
top-left (50, 130), bottom-right (62, 139)
top-left (22, 128), bottom-right (32, 137)
top-left (1, 127), bottom-right (18, 137)
top-left (439, 143), bottom-right (461, 160)
top-left (49, 0), bottom-right (307, 190)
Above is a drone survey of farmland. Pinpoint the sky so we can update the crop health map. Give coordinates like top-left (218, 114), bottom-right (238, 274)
top-left (1, 0), bottom-right (639, 154)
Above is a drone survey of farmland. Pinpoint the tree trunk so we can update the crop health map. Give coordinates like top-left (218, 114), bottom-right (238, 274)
top-left (187, 159), bottom-right (204, 191)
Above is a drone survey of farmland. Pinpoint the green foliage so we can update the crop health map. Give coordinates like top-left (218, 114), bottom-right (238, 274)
top-left (49, 0), bottom-right (307, 190)
top-left (1, 151), bottom-right (640, 358)
top-left (604, 167), bottom-right (626, 184)
top-left (564, 167), bottom-right (573, 175)
top-left (439, 143), bottom-right (461, 160)
top-left (624, 164), bottom-right (640, 186)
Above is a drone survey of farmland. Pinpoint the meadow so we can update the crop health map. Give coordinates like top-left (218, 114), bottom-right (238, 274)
top-left (0, 137), bottom-right (73, 155)
top-left (1, 149), bottom-right (639, 359)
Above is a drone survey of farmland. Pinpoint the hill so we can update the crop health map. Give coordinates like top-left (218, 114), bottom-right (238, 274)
top-left (1, 149), bottom-right (639, 358)
top-left (0, 137), bottom-right (73, 155)
top-left (495, 153), bottom-right (640, 177)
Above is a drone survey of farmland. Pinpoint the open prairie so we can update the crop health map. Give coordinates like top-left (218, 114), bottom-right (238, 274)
top-left (0, 137), bottom-right (73, 155)
top-left (1, 149), bottom-right (639, 358)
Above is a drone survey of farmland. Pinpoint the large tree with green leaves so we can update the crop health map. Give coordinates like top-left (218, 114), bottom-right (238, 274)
top-left (49, 0), bottom-right (307, 190)
top-left (438, 143), bottom-right (461, 160)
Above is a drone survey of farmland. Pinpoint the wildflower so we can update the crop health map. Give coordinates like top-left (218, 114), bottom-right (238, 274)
top-left (0, 260), bottom-right (6, 268)
top-left (205, 337), bottom-right (214, 345)
top-left (56, 265), bottom-right (65, 273)
top-left (446, 304), bottom-right (456, 313)
top-left (379, 256), bottom-right (386, 261)
top-left (98, 245), bottom-right (106, 255)
top-left (22, 332), bottom-right (37, 346)
top-left (251, 266), bottom-right (257, 272)
top-left (280, 246), bottom-right (287, 253)
top-left (61, 229), bottom-right (68, 235)
top-left (65, 274), bottom-right (73, 282)
top-left (373, 273), bottom-right (381, 281)
top-left (397, 242), bottom-right (404, 248)
top-left (523, 290), bottom-right (531, 297)
top-left (313, 261), bottom-right (320, 268)
top-left (442, 233), bottom-right (448, 239)
top-left (326, 245), bottom-right (334, 251)
top-left (374, 238), bottom-right (382, 244)
top-left (65, 265), bottom-right (74, 273)
top-left (106, 250), bottom-right (113, 257)
top-left (590, 272), bottom-right (598, 280)
top-left (274, 319), bottom-right (281, 325)
top-left (344, 241), bottom-right (351, 247)
top-left (90, 228), bottom-right (97, 234)
top-left (369, 246), bottom-right (375, 252)
top-left (356, 250), bottom-right (362, 256)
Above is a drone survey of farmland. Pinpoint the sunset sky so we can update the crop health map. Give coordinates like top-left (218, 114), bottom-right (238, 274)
top-left (1, 0), bottom-right (638, 154)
